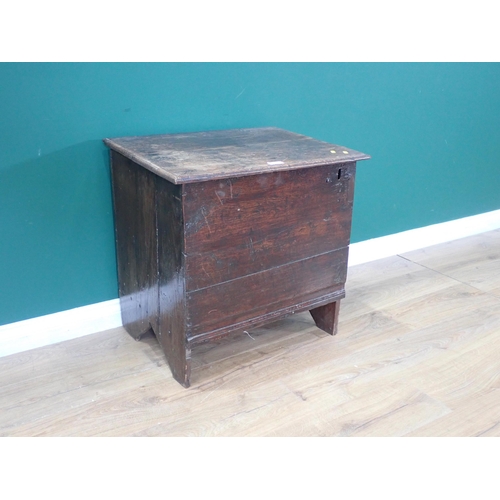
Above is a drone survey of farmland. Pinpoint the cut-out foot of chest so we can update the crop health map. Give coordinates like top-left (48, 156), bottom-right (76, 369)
top-left (105, 127), bottom-right (369, 387)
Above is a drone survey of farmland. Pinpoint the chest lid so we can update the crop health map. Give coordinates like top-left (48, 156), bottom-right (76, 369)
top-left (104, 127), bottom-right (370, 184)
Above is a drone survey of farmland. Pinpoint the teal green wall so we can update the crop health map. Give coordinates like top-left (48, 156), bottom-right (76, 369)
top-left (1, 63), bottom-right (500, 325)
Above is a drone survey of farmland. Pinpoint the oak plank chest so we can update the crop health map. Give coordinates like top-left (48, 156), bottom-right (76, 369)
top-left (104, 127), bottom-right (370, 387)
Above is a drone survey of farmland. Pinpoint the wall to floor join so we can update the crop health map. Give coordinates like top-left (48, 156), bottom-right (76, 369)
top-left (1, 63), bottom-right (500, 326)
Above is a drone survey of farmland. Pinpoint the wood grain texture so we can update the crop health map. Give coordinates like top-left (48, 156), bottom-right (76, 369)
top-left (1, 230), bottom-right (500, 436)
top-left (401, 228), bottom-right (500, 297)
top-left (155, 176), bottom-right (190, 387)
top-left (107, 128), bottom-right (363, 386)
top-left (104, 127), bottom-right (370, 184)
top-left (109, 151), bottom-right (159, 339)
top-left (188, 290), bottom-right (344, 345)
top-left (183, 163), bottom-right (355, 291)
top-left (187, 247), bottom-right (348, 339)
top-left (310, 301), bottom-right (340, 335)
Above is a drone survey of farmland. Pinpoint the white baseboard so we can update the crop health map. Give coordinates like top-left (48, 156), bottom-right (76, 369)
top-left (0, 299), bottom-right (122, 358)
top-left (1, 208), bottom-right (500, 359)
top-left (348, 209), bottom-right (500, 266)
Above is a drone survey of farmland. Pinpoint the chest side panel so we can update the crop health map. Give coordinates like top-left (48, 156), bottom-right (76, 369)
top-left (110, 151), bottom-right (159, 337)
top-left (183, 162), bottom-right (356, 292)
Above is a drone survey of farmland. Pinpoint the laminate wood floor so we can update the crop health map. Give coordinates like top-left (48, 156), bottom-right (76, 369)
top-left (1, 230), bottom-right (500, 436)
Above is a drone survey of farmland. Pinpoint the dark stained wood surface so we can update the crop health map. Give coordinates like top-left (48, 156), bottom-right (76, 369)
top-left (106, 128), bottom-right (369, 387)
top-left (109, 151), bottom-right (159, 339)
top-left (155, 177), bottom-right (191, 387)
top-left (183, 163), bottom-right (356, 291)
top-left (104, 127), bottom-right (370, 184)
top-left (187, 247), bottom-right (349, 339)
top-left (188, 288), bottom-right (345, 345)
top-left (310, 301), bottom-right (340, 335)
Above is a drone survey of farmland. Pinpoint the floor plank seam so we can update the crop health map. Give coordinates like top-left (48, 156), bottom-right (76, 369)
top-left (397, 254), bottom-right (500, 301)
top-left (475, 421), bottom-right (500, 437)
top-left (3, 232), bottom-right (500, 436)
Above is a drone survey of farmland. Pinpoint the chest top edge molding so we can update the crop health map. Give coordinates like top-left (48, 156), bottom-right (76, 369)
top-left (104, 127), bottom-right (370, 185)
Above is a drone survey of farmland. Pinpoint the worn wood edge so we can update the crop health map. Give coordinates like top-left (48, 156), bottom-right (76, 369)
top-left (2, 208), bottom-right (500, 359)
top-left (155, 177), bottom-right (190, 386)
top-left (104, 139), bottom-right (180, 184)
top-left (167, 158), bottom-right (369, 184)
top-left (187, 289), bottom-right (345, 345)
top-left (103, 137), bottom-right (370, 185)
top-left (175, 156), bottom-right (370, 184)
